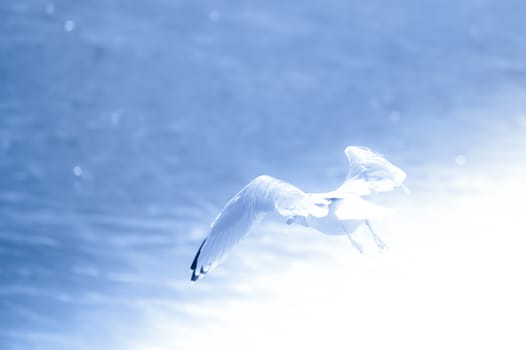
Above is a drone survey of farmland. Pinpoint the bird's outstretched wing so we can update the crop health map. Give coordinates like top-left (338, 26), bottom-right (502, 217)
top-left (190, 175), bottom-right (326, 281)
top-left (336, 146), bottom-right (407, 196)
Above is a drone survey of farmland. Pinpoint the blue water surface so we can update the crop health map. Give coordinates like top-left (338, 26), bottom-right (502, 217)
top-left (1, 0), bottom-right (526, 349)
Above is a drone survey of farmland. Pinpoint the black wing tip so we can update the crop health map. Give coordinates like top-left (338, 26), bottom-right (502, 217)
top-left (191, 271), bottom-right (200, 282)
top-left (190, 239), bottom-right (206, 270)
top-left (191, 266), bottom-right (209, 282)
top-left (190, 239), bottom-right (207, 282)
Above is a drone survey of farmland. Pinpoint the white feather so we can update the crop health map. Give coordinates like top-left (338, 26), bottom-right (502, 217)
top-left (333, 195), bottom-right (396, 220)
top-left (190, 146), bottom-right (407, 281)
top-left (336, 146), bottom-right (407, 196)
top-left (190, 175), bottom-right (326, 281)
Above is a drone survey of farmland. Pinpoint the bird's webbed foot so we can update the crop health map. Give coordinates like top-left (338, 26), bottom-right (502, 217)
top-left (345, 232), bottom-right (364, 254)
top-left (365, 220), bottom-right (387, 251)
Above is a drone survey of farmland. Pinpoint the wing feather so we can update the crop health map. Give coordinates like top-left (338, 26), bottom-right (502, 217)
top-left (337, 146), bottom-right (407, 195)
top-left (190, 175), bottom-right (324, 281)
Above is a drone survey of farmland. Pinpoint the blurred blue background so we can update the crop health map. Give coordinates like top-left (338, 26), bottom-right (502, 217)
top-left (1, 1), bottom-right (526, 349)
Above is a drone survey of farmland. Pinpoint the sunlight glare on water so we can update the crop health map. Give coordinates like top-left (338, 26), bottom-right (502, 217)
top-left (124, 102), bottom-right (526, 350)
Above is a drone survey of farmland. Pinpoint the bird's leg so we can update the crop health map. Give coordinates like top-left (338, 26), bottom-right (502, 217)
top-left (347, 233), bottom-right (364, 254)
top-left (365, 220), bottom-right (387, 250)
top-left (287, 215), bottom-right (308, 227)
top-left (342, 225), bottom-right (364, 254)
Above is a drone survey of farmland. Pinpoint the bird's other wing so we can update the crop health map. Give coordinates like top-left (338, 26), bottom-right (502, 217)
top-left (337, 146), bottom-right (407, 196)
top-left (190, 175), bottom-right (324, 281)
top-left (333, 195), bottom-right (396, 221)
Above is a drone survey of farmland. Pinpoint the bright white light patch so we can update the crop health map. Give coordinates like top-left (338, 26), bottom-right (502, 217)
top-left (455, 154), bottom-right (466, 166)
top-left (389, 111), bottom-right (401, 122)
top-left (73, 166), bottom-right (82, 177)
top-left (111, 110), bottom-right (121, 124)
top-left (64, 20), bottom-right (75, 32)
top-left (209, 10), bottom-right (220, 21)
top-left (45, 3), bottom-right (55, 15)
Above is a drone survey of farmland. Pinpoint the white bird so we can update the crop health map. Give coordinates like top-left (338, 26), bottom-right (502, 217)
top-left (190, 146), bottom-right (406, 281)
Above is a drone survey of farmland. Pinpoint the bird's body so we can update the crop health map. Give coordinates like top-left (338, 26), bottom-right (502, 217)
top-left (190, 146), bottom-right (407, 281)
top-left (287, 194), bottom-right (392, 252)
top-left (299, 199), bottom-right (364, 236)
